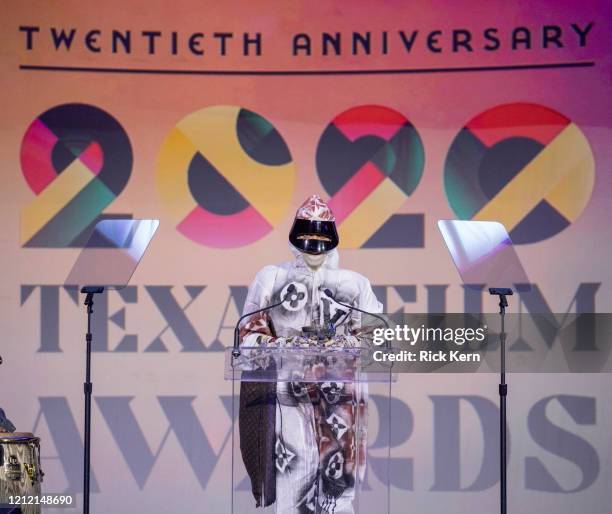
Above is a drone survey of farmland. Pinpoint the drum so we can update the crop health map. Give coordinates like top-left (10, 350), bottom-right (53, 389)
top-left (0, 433), bottom-right (44, 514)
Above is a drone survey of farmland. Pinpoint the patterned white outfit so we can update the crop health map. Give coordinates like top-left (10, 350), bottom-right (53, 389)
top-left (240, 245), bottom-right (382, 514)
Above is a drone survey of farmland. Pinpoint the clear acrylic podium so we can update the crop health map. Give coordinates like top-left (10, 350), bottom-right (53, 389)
top-left (225, 345), bottom-right (394, 514)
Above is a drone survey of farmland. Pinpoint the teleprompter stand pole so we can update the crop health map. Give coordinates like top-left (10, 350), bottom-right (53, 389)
top-left (489, 287), bottom-right (512, 514)
top-left (82, 286), bottom-right (104, 514)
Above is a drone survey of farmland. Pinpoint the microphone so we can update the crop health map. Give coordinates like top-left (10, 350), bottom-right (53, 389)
top-left (232, 296), bottom-right (287, 357)
top-left (323, 289), bottom-right (389, 330)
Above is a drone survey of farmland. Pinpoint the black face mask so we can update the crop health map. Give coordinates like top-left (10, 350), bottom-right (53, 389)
top-left (289, 218), bottom-right (339, 255)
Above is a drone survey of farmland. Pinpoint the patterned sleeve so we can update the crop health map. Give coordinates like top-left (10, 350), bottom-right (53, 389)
top-left (239, 311), bottom-right (274, 347)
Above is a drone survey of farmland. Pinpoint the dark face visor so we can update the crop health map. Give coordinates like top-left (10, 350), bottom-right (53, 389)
top-left (289, 218), bottom-right (339, 255)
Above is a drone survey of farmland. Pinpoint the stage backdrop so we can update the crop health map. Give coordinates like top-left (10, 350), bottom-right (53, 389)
top-left (1, 1), bottom-right (611, 512)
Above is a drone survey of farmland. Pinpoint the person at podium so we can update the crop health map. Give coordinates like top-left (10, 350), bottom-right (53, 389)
top-left (239, 195), bottom-right (383, 514)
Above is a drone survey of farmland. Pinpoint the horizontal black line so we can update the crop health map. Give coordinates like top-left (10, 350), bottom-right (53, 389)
top-left (19, 61), bottom-right (595, 76)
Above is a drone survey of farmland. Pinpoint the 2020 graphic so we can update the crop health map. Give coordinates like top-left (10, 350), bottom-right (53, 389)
top-left (156, 105), bottom-right (296, 248)
top-left (444, 103), bottom-right (595, 244)
top-left (316, 105), bottom-right (425, 249)
top-left (21, 102), bottom-right (595, 248)
top-left (20, 103), bottom-right (133, 247)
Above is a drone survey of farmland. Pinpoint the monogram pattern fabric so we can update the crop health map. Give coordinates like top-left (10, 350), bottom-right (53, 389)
top-left (239, 246), bottom-right (382, 513)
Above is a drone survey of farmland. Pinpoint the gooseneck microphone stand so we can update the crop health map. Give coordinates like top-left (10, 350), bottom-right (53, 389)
top-left (232, 296), bottom-right (289, 357)
top-left (489, 287), bottom-right (512, 514)
top-left (82, 285), bottom-right (104, 514)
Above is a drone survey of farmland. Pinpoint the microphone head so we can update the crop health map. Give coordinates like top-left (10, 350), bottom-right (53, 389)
top-left (323, 288), bottom-right (334, 298)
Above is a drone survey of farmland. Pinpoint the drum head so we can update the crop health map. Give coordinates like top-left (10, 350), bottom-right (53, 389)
top-left (0, 432), bottom-right (38, 443)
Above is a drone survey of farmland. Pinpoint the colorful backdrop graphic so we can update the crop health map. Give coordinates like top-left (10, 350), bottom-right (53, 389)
top-left (317, 105), bottom-right (425, 248)
top-left (1, 1), bottom-right (612, 513)
top-left (20, 103), bottom-right (133, 247)
top-left (156, 105), bottom-right (296, 248)
top-left (444, 102), bottom-right (595, 244)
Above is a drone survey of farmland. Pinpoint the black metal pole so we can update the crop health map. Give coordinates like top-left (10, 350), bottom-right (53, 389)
top-left (488, 287), bottom-right (511, 514)
top-left (81, 286), bottom-right (103, 514)
top-left (499, 300), bottom-right (507, 514)
top-left (83, 293), bottom-right (93, 514)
